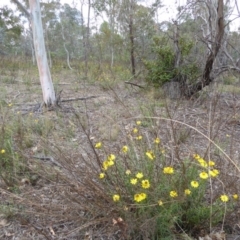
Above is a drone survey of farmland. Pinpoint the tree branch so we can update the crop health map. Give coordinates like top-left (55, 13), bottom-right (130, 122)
top-left (11, 0), bottom-right (30, 19)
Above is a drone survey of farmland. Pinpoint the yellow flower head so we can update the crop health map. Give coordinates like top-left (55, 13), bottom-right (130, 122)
top-left (102, 160), bottom-right (109, 170)
top-left (107, 159), bottom-right (115, 166)
top-left (136, 135), bottom-right (142, 140)
top-left (122, 146), bottom-right (129, 153)
top-left (154, 137), bottom-right (161, 144)
top-left (130, 178), bottom-right (138, 185)
top-left (198, 158), bottom-right (208, 168)
top-left (108, 154), bottom-right (116, 161)
top-left (141, 179), bottom-right (150, 189)
top-left (184, 189), bottom-right (191, 195)
top-left (209, 169), bottom-right (219, 177)
top-left (170, 191), bottom-right (178, 198)
top-left (1, 149), bottom-right (6, 154)
top-left (146, 150), bottom-right (155, 160)
top-left (158, 200), bottom-right (163, 206)
top-left (193, 154), bottom-right (201, 160)
top-left (136, 172), bottom-right (144, 179)
top-left (233, 194), bottom-right (238, 200)
top-left (133, 128), bottom-right (138, 134)
top-left (163, 166), bottom-right (174, 174)
top-left (99, 173), bottom-right (105, 179)
top-left (95, 142), bottom-right (102, 149)
top-left (125, 169), bottom-right (131, 175)
top-left (134, 193), bottom-right (147, 202)
top-left (220, 194), bottom-right (229, 202)
top-left (113, 194), bottom-right (120, 202)
top-left (8, 103), bottom-right (12, 107)
top-left (208, 160), bottom-right (215, 167)
top-left (199, 172), bottom-right (209, 179)
top-left (136, 121), bottom-right (141, 125)
top-left (191, 181), bottom-right (199, 188)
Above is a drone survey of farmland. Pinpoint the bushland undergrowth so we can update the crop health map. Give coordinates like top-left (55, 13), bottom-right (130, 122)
top-left (0, 58), bottom-right (240, 239)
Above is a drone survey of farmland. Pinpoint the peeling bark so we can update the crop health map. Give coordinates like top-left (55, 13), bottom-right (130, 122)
top-left (29, 0), bottom-right (56, 106)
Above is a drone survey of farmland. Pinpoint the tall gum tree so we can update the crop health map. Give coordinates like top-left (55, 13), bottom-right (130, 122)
top-left (12, 0), bottom-right (56, 107)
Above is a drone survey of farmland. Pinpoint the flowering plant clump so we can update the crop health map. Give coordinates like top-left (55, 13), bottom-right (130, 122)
top-left (93, 127), bottom-right (239, 239)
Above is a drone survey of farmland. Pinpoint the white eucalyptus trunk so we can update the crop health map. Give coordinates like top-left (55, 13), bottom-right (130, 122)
top-left (29, 0), bottom-right (56, 106)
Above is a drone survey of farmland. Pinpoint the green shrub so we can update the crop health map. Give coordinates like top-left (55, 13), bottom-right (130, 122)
top-left (144, 36), bottom-right (200, 87)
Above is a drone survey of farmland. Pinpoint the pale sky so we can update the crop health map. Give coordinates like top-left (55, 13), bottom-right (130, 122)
top-left (0, 0), bottom-right (239, 31)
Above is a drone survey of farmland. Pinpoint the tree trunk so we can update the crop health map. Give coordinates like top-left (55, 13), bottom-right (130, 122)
top-left (29, 0), bottom-right (56, 106)
top-left (12, 0), bottom-right (56, 107)
top-left (185, 0), bottom-right (224, 97)
top-left (129, 0), bottom-right (135, 77)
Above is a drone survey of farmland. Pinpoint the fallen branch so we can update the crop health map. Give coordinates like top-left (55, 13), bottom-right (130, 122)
top-left (33, 156), bottom-right (62, 168)
top-left (124, 81), bottom-right (144, 88)
top-left (61, 96), bottom-right (99, 102)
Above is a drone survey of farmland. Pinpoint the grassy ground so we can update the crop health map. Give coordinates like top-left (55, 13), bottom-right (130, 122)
top-left (0, 59), bottom-right (240, 239)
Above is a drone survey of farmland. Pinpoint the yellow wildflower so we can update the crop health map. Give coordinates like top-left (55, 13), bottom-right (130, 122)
top-left (95, 142), bottom-right (102, 149)
top-left (163, 166), bottom-right (174, 174)
top-left (122, 146), bottom-right (128, 153)
top-left (220, 195), bottom-right (229, 202)
top-left (134, 193), bottom-right (147, 202)
top-left (107, 160), bottom-right (114, 166)
top-left (209, 169), bottom-right (219, 177)
top-left (133, 128), bottom-right (138, 134)
top-left (125, 169), bottom-right (131, 175)
top-left (1, 149), bottom-right (5, 154)
top-left (130, 178), bottom-right (138, 185)
top-left (154, 137), bottom-right (161, 144)
top-left (191, 181), bottom-right (199, 188)
top-left (158, 200), bottom-right (163, 206)
top-left (136, 135), bottom-right (142, 140)
top-left (170, 191), bottom-right (178, 198)
top-left (136, 121), bottom-right (141, 125)
top-left (233, 194), bottom-right (238, 200)
top-left (208, 160), bottom-right (215, 167)
top-left (136, 172), bottom-right (143, 179)
top-left (193, 154), bottom-right (201, 160)
top-left (146, 150), bottom-right (155, 160)
top-left (199, 172), bottom-right (209, 179)
top-left (198, 158), bottom-right (208, 168)
top-left (102, 160), bottom-right (109, 170)
top-left (108, 154), bottom-right (116, 161)
top-left (113, 194), bottom-right (120, 202)
top-left (184, 189), bottom-right (191, 195)
top-left (141, 179), bottom-right (150, 189)
top-left (99, 173), bottom-right (105, 179)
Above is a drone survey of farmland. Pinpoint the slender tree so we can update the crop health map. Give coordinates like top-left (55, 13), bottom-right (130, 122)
top-left (12, 0), bottom-right (56, 107)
